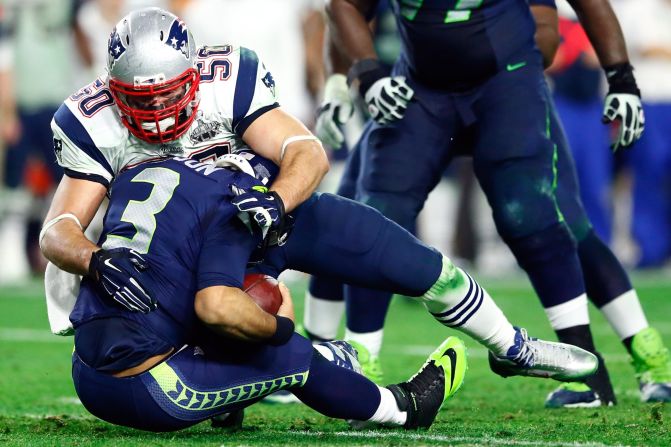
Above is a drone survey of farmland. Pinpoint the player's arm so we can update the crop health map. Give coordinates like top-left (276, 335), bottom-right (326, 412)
top-left (241, 107), bottom-right (328, 214)
top-left (195, 283), bottom-right (294, 344)
top-left (567, 0), bottom-right (644, 150)
top-left (530, 2), bottom-right (560, 69)
top-left (40, 176), bottom-right (106, 275)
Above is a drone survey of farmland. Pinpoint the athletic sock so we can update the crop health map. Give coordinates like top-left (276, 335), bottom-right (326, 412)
top-left (544, 294), bottom-right (589, 330)
top-left (599, 289), bottom-right (649, 341)
top-left (304, 291), bottom-right (345, 341)
top-left (367, 386), bottom-right (407, 425)
top-left (421, 256), bottom-right (516, 356)
top-left (345, 328), bottom-right (384, 358)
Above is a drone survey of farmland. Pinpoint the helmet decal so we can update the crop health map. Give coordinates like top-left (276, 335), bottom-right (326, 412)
top-left (108, 29), bottom-right (126, 68)
top-left (165, 19), bottom-right (190, 59)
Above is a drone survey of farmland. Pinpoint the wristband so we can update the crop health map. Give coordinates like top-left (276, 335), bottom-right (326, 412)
top-left (604, 63), bottom-right (640, 96)
top-left (268, 315), bottom-right (295, 346)
top-left (347, 58), bottom-right (389, 98)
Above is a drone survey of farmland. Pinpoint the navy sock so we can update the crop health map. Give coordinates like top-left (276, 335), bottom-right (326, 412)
top-left (506, 223), bottom-right (585, 308)
top-left (346, 286), bottom-right (393, 333)
top-left (577, 230), bottom-right (632, 308)
top-left (308, 275), bottom-right (344, 302)
top-left (293, 350), bottom-right (380, 420)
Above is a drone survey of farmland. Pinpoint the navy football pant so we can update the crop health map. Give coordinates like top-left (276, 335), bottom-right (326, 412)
top-left (73, 333), bottom-right (380, 431)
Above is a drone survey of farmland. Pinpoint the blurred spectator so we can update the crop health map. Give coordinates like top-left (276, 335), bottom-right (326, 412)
top-left (614, 0), bottom-right (671, 268)
top-left (181, 0), bottom-right (324, 125)
top-left (546, 9), bottom-right (613, 243)
top-left (0, 0), bottom-right (91, 280)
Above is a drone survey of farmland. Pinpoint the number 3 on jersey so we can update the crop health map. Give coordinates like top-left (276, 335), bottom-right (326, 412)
top-left (104, 168), bottom-right (181, 254)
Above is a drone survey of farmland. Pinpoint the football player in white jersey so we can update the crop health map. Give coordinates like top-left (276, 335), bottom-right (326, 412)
top-left (40, 7), bottom-right (328, 310)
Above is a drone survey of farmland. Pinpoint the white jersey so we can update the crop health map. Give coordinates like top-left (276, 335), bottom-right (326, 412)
top-left (51, 44), bottom-right (279, 188)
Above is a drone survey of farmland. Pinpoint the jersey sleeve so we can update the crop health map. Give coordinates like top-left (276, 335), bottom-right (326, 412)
top-left (51, 102), bottom-right (115, 187)
top-left (231, 47), bottom-right (280, 137)
top-left (528, 0), bottom-right (557, 8)
top-left (196, 207), bottom-right (256, 290)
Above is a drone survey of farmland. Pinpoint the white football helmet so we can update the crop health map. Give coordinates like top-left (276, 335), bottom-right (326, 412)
top-left (106, 7), bottom-right (200, 143)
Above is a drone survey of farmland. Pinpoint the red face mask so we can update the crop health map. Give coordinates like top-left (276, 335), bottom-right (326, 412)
top-left (109, 68), bottom-right (200, 144)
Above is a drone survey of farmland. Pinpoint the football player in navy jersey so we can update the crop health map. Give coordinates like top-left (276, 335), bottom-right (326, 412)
top-left (70, 151), bottom-right (601, 431)
top-left (307, 0), bottom-right (670, 408)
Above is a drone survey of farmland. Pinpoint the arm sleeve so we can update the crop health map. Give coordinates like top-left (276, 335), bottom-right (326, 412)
top-left (51, 103), bottom-right (115, 187)
top-left (196, 209), bottom-right (257, 290)
top-left (232, 47), bottom-right (280, 137)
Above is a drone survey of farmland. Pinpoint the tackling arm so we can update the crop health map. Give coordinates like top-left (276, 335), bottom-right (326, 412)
top-left (195, 283), bottom-right (295, 343)
top-left (242, 107), bottom-right (329, 213)
top-left (40, 176), bottom-right (107, 275)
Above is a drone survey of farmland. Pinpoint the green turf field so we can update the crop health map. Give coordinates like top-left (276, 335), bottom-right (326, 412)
top-left (0, 273), bottom-right (669, 446)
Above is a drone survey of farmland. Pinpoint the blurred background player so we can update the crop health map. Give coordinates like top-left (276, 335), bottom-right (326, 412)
top-left (304, 0), bottom-right (671, 408)
top-left (0, 0), bottom-right (91, 281)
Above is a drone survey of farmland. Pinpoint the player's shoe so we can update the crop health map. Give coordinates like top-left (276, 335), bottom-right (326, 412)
top-left (387, 336), bottom-right (467, 430)
top-left (630, 327), bottom-right (671, 402)
top-left (347, 340), bottom-right (384, 384)
top-left (488, 327), bottom-right (598, 382)
top-left (210, 409), bottom-right (245, 429)
top-left (545, 382), bottom-right (602, 408)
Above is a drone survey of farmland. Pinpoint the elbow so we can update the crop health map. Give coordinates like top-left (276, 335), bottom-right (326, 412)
top-left (194, 291), bottom-right (229, 328)
top-left (316, 145), bottom-right (330, 178)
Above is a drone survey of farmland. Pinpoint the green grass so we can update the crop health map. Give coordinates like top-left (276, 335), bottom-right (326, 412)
top-left (0, 274), bottom-right (670, 446)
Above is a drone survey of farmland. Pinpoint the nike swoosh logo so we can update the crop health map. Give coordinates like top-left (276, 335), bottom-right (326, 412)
top-left (445, 348), bottom-right (458, 390)
top-left (506, 61), bottom-right (527, 72)
top-left (103, 258), bottom-right (121, 272)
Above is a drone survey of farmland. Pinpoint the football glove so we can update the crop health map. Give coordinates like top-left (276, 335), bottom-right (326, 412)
top-left (230, 184), bottom-right (285, 239)
top-left (87, 248), bottom-right (156, 313)
top-left (348, 58), bottom-right (414, 125)
top-left (602, 63), bottom-right (645, 151)
top-left (315, 74), bottom-right (354, 150)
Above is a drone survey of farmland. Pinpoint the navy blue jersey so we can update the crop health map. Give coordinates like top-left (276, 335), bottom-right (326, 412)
top-left (390, 0), bottom-right (538, 90)
top-left (71, 158), bottom-right (264, 371)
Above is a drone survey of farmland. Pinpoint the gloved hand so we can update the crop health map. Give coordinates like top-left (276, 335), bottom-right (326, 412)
top-left (87, 248), bottom-right (156, 313)
top-left (348, 58), bottom-right (414, 125)
top-left (230, 184), bottom-right (285, 239)
top-left (315, 74), bottom-right (354, 150)
top-left (602, 63), bottom-right (645, 151)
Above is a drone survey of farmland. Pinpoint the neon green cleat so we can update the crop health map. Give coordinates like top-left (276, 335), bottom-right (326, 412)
top-left (347, 340), bottom-right (384, 384)
top-left (630, 327), bottom-right (671, 402)
top-left (387, 336), bottom-right (467, 429)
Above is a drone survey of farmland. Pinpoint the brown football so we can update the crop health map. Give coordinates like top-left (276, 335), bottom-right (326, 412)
top-left (243, 273), bottom-right (282, 314)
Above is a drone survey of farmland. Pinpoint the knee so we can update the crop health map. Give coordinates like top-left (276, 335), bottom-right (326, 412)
top-left (358, 191), bottom-right (420, 231)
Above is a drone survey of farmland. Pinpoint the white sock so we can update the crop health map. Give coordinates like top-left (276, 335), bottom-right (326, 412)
top-left (366, 386), bottom-right (407, 426)
top-left (345, 328), bottom-right (383, 358)
top-left (304, 291), bottom-right (345, 341)
top-left (544, 294), bottom-right (590, 330)
top-left (599, 289), bottom-right (649, 340)
top-left (421, 256), bottom-right (516, 356)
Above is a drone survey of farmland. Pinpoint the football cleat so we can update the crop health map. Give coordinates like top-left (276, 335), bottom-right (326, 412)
top-left (488, 327), bottom-right (598, 382)
top-left (630, 327), bottom-right (671, 402)
top-left (261, 390), bottom-right (301, 404)
top-left (210, 409), bottom-right (244, 429)
top-left (347, 340), bottom-right (384, 384)
top-left (387, 336), bottom-right (467, 430)
top-left (545, 382), bottom-right (602, 408)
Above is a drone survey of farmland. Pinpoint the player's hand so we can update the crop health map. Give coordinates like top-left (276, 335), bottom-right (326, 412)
top-left (602, 63), bottom-right (645, 151)
top-left (315, 74), bottom-right (354, 150)
top-left (230, 184), bottom-right (285, 239)
top-left (364, 76), bottom-right (414, 125)
top-left (276, 282), bottom-right (295, 323)
top-left (348, 58), bottom-right (415, 126)
top-left (87, 248), bottom-right (156, 313)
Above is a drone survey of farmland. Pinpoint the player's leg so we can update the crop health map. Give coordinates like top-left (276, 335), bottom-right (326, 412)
top-left (303, 138), bottom-right (364, 343)
top-left (553, 100), bottom-right (671, 404)
top-left (261, 192), bottom-right (597, 381)
top-left (472, 57), bottom-right (603, 388)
